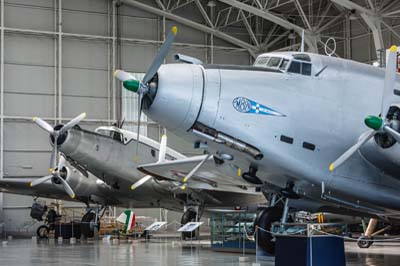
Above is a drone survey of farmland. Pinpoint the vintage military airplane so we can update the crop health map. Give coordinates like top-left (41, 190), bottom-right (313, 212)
top-left (0, 117), bottom-right (264, 238)
top-left (114, 26), bottom-right (400, 253)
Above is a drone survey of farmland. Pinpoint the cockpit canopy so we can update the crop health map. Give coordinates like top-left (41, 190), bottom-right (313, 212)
top-left (253, 53), bottom-right (312, 76)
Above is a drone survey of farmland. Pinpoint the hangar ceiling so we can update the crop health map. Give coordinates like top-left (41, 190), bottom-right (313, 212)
top-left (123, 0), bottom-right (400, 62)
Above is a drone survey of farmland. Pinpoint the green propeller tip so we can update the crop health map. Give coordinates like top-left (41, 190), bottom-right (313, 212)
top-left (123, 79), bottom-right (140, 93)
top-left (364, 115), bottom-right (383, 130)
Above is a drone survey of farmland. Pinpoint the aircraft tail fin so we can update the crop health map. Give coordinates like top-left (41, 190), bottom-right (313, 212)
top-left (117, 210), bottom-right (136, 233)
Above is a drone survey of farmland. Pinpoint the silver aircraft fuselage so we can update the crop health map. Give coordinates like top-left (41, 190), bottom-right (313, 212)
top-left (52, 126), bottom-right (263, 212)
top-left (140, 52), bottom-right (400, 219)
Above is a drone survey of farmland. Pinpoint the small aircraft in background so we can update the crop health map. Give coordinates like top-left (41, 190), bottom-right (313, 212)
top-left (0, 114), bottom-right (265, 239)
top-left (114, 26), bottom-right (400, 253)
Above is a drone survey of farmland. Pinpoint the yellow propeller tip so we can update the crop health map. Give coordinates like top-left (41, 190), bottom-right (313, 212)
top-left (130, 185), bottom-right (136, 190)
top-left (183, 177), bottom-right (187, 183)
top-left (49, 168), bottom-right (54, 173)
top-left (82, 112), bottom-right (87, 118)
top-left (329, 164), bottom-right (334, 172)
top-left (32, 117), bottom-right (37, 122)
top-left (181, 185), bottom-right (186, 190)
top-left (29, 182), bottom-right (33, 187)
top-left (237, 168), bottom-right (242, 177)
top-left (162, 134), bottom-right (167, 138)
top-left (71, 194), bottom-right (76, 199)
top-left (172, 26), bottom-right (178, 35)
top-left (113, 69), bottom-right (119, 77)
top-left (390, 45), bottom-right (397, 52)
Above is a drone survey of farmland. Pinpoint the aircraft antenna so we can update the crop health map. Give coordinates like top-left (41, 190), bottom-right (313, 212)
top-left (300, 30), bottom-right (305, 53)
top-left (324, 37), bottom-right (336, 57)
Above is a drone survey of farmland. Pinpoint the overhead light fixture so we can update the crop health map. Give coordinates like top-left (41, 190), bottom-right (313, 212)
top-left (207, 0), bottom-right (216, 7)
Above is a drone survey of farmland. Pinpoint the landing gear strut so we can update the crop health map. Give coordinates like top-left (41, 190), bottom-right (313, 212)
top-left (81, 208), bottom-right (102, 239)
top-left (357, 218), bottom-right (391, 248)
top-left (253, 206), bottom-right (283, 255)
top-left (181, 207), bottom-right (199, 240)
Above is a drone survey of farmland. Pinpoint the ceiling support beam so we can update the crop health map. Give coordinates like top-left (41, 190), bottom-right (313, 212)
top-left (239, 10), bottom-right (259, 46)
top-left (315, 2), bottom-right (332, 29)
top-left (194, 0), bottom-right (214, 27)
top-left (331, 0), bottom-right (383, 61)
top-left (217, 0), bottom-right (318, 53)
top-left (293, 0), bottom-right (312, 30)
top-left (121, 0), bottom-right (257, 57)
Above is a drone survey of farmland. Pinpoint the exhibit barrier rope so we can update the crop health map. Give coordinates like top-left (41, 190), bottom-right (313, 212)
top-left (311, 228), bottom-right (400, 242)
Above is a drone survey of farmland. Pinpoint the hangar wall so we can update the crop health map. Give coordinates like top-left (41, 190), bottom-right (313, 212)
top-left (0, 0), bottom-right (250, 235)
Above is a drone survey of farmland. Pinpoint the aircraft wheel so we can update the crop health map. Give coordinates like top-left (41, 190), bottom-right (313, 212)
top-left (357, 236), bottom-right (373, 248)
top-left (181, 208), bottom-right (198, 240)
top-left (253, 206), bottom-right (283, 255)
top-left (36, 225), bottom-right (49, 239)
top-left (81, 211), bottom-right (99, 238)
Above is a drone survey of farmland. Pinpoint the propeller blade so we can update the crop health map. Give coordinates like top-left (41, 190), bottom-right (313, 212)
top-left (33, 117), bottom-right (54, 135)
top-left (60, 113), bottom-right (86, 134)
top-left (49, 136), bottom-right (58, 172)
top-left (158, 130), bottom-right (167, 162)
top-left (58, 155), bottom-right (66, 170)
top-left (134, 93), bottom-right (144, 159)
top-left (114, 70), bottom-right (137, 82)
top-left (383, 125), bottom-right (400, 143)
top-left (381, 45), bottom-right (398, 117)
top-left (131, 175), bottom-right (153, 190)
top-left (329, 130), bottom-right (376, 171)
top-left (57, 177), bottom-right (76, 199)
top-left (183, 154), bottom-right (211, 183)
top-left (30, 175), bottom-right (53, 187)
top-left (142, 26), bottom-right (177, 85)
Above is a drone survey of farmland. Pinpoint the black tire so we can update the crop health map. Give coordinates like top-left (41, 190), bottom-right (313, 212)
top-left (253, 206), bottom-right (283, 255)
top-left (81, 211), bottom-right (99, 238)
top-left (181, 209), bottom-right (198, 240)
top-left (357, 236), bottom-right (373, 248)
top-left (36, 225), bottom-right (50, 239)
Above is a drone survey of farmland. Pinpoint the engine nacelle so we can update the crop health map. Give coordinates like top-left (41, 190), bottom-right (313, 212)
top-left (360, 139), bottom-right (400, 178)
top-left (61, 166), bottom-right (101, 197)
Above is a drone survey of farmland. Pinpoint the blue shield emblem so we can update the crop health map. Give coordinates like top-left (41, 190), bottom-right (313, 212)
top-left (232, 97), bottom-right (285, 117)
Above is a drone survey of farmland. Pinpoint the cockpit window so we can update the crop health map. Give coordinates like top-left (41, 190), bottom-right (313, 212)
top-left (266, 57), bottom-right (282, 68)
top-left (302, 63), bottom-right (312, 75)
top-left (254, 56), bottom-right (270, 67)
top-left (288, 61), bottom-right (301, 74)
top-left (279, 59), bottom-right (289, 70)
top-left (288, 61), bottom-right (312, 76)
top-left (293, 54), bottom-right (311, 62)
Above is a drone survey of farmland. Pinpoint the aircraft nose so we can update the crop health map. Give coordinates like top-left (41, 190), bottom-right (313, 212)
top-left (145, 64), bottom-right (204, 133)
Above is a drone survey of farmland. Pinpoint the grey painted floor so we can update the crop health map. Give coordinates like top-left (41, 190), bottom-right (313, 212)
top-left (0, 239), bottom-right (399, 265)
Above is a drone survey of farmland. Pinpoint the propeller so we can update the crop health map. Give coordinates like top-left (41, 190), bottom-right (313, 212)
top-left (114, 26), bottom-right (177, 159)
top-left (33, 113), bottom-right (86, 172)
top-left (329, 45), bottom-right (400, 171)
top-left (30, 154), bottom-right (76, 199)
top-left (130, 130), bottom-right (168, 191)
top-left (182, 154), bottom-right (211, 183)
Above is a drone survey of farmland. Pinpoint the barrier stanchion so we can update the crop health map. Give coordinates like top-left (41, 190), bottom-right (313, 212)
top-left (255, 226), bottom-right (258, 264)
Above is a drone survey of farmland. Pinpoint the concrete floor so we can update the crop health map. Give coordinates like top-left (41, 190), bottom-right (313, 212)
top-left (0, 239), bottom-right (399, 265)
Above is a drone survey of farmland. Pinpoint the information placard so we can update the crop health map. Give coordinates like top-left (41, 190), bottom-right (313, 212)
top-left (177, 222), bottom-right (203, 232)
top-left (145, 221), bottom-right (167, 231)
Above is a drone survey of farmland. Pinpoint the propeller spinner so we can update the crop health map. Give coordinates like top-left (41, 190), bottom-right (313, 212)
top-left (30, 155), bottom-right (76, 199)
top-left (330, 45), bottom-right (400, 171)
top-left (33, 113), bottom-right (86, 172)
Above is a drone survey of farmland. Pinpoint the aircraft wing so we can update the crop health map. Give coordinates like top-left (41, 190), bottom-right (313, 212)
top-left (0, 177), bottom-right (73, 201)
top-left (138, 155), bottom-right (258, 193)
